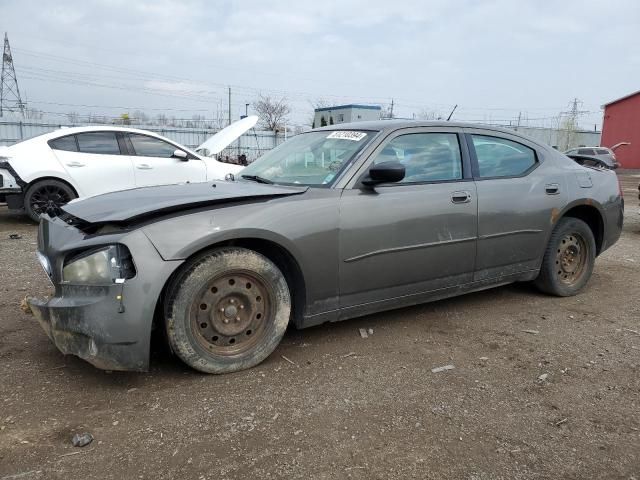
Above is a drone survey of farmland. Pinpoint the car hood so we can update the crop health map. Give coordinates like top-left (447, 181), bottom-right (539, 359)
top-left (197, 116), bottom-right (258, 155)
top-left (62, 181), bottom-right (308, 224)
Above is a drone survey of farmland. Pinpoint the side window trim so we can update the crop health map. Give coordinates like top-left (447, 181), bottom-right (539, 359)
top-left (75, 131), bottom-right (123, 155)
top-left (354, 129), bottom-right (470, 187)
top-left (116, 132), bottom-right (130, 155)
top-left (464, 132), bottom-right (540, 180)
top-left (48, 134), bottom-right (79, 152)
top-left (125, 132), bottom-right (196, 159)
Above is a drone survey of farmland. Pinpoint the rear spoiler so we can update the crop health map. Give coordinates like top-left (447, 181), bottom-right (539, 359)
top-left (566, 154), bottom-right (614, 170)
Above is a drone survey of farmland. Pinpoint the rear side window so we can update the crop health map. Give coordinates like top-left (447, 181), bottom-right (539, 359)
top-left (49, 135), bottom-right (78, 152)
top-left (471, 135), bottom-right (537, 178)
top-left (578, 148), bottom-right (595, 155)
top-left (128, 134), bottom-right (179, 158)
top-left (595, 149), bottom-right (610, 155)
top-left (76, 132), bottom-right (121, 155)
top-left (373, 133), bottom-right (462, 183)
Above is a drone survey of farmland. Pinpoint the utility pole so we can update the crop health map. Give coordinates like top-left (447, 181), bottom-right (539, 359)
top-left (1, 32), bottom-right (25, 117)
top-left (389, 99), bottom-right (394, 119)
top-left (515, 111), bottom-right (522, 131)
top-left (228, 87), bottom-right (231, 126)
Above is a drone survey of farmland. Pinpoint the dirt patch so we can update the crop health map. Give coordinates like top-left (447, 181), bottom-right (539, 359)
top-left (0, 174), bottom-right (639, 479)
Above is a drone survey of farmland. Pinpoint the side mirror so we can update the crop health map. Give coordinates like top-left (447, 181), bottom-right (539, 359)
top-left (362, 161), bottom-right (405, 186)
top-left (173, 149), bottom-right (188, 161)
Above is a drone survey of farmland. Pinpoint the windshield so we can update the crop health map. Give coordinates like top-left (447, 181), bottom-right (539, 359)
top-left (239, 130), bottom-right (375, 187)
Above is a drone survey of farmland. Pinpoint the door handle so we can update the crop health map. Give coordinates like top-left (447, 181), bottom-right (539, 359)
top-left (66, 161), bottom-right (85, 167)
top-left (545, 183), bottom-right (560, 195)
top-left (451, 191), bottom-right (471, 204)
top-left (136, 163), bottom-right (153, 170)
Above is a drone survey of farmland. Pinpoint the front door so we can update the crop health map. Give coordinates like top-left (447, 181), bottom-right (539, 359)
top-left (125, 133), bottom-right (207, 187)
top-left (339, 128), bottom-right (477, 314)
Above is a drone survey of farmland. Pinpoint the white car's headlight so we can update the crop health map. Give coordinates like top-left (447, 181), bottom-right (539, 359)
top-left (63, 245), bottom-right (135, 284)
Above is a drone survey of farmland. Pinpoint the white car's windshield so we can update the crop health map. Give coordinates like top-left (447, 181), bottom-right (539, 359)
top-left (239, 130), bottom-right (375, 187)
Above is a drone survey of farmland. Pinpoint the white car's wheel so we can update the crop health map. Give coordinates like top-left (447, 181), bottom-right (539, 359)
top-left (24, 179), bottom-right (76, 222)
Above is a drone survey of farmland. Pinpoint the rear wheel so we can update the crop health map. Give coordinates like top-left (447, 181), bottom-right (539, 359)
top-left (165, 247), bottom-right (291, 373)
top-left (534, 217), bottom-right (596, 296)
top-left (24, 179), bottom-right (76, 222)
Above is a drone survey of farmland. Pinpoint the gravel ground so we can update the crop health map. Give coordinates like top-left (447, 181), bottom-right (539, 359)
top-left (0, 173), bottom-right (639, 480)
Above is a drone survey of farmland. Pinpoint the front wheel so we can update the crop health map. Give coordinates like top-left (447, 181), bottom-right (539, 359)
top-left (165, 247), bottom-right (291, 374)
top-left (24, 179), bottom-right (76, 222)
top-left (534, 217), bottom-right (596, 296)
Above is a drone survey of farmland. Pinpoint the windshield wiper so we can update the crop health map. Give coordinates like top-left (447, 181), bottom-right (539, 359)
top-left (240, 174), bottom-right (274, 184)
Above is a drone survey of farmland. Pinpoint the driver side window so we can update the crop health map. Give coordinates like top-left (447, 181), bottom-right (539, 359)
top-left (127, 134), bottom-right (181, 158)
top-left (373, 133), bottom-right (463, 183)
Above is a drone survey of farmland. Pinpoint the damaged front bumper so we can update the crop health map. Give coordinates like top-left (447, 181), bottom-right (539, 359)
top-left (28, 215), bottom-right (183, 372)
top-left (28, 284), bottom-right (146, 371)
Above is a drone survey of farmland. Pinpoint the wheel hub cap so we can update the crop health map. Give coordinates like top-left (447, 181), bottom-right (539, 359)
top-left (191, 271), bottom-right (271, 355)
top-left (555, 234), bottom-right (587, 285)
top-left (30, 185), bottom-right (72, 217)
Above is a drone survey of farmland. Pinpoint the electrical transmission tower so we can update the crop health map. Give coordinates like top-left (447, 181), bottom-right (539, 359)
top-left (1, 32), bottom-right (25, 117)
top-left (558, 97), bottom-right (589, 149)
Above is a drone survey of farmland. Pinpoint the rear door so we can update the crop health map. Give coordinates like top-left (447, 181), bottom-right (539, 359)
top-left (125, 133), bottom-right (206, 187)
top-left (50, 131), bottom-right (135, 197)
top-left (466, 129), bottom-right (567, 281)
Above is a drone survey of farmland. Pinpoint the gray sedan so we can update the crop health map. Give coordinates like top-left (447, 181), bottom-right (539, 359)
top-left (28, 121), bottom-right (623, 373)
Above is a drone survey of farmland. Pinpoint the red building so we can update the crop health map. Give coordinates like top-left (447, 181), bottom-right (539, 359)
top-left (601, 90), bottom-right (640, 169)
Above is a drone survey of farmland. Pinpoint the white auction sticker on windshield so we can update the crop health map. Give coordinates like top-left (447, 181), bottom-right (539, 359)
top-left (326, 131), bottom-right (367, 141)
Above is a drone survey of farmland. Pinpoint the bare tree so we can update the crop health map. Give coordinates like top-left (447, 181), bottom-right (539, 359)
top-left (66, 111), bottom-right (80, 124)
top-left (254, 94), bottom-right (291, 132)
top-left (23, 107), bottom-right (43, 120)
top-left (209, 100), bottom-right (229, 130)
top-left (132, 110), bottom-right (149, 125)
top-left (417, 109), bottom-right (443, 121)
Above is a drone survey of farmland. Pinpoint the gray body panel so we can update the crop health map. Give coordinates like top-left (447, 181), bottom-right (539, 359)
top-left (29, 121), bottom-right (624, 371)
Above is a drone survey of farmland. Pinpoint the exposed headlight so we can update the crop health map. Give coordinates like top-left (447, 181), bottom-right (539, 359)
top-left (63, 245), bottom-right (135, 284)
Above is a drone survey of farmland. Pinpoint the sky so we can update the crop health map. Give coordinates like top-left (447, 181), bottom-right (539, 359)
top-left (1, 0), bottom-right (639, 129)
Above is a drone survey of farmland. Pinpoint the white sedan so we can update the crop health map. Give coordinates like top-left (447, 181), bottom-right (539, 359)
top-left (0, 119), bottom-right (255, 221)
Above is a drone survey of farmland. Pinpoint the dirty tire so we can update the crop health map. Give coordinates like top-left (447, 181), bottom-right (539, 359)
top-left (534, 217), bottom-right (596, 296)
top-left (24, 179), bottom-right (76, 222)
top-left (165, 247), bottom-right (291, 374)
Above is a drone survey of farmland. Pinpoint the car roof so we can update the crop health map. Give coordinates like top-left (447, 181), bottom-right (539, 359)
top-left (37, 126), bottom-right (176, 142)
top-left (28, 126), bottom-right (199, 156)
top-left (311, 120), bottom-right (545, 145)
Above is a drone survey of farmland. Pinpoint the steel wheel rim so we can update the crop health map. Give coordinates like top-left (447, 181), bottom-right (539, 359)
top-left (30, 185), bottom-right (72, 217)
top-left (190, 270), bottom-right (273, 356)
top-left (555, 232), bottom-right (588, 285)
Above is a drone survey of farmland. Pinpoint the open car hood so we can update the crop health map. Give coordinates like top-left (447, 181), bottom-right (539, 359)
top-left (610, 141), bottom-right (630, 152)
top-left (196, 116), bottom-right (259, 156)
top-left (61, 181), bottom-right (307, 224)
